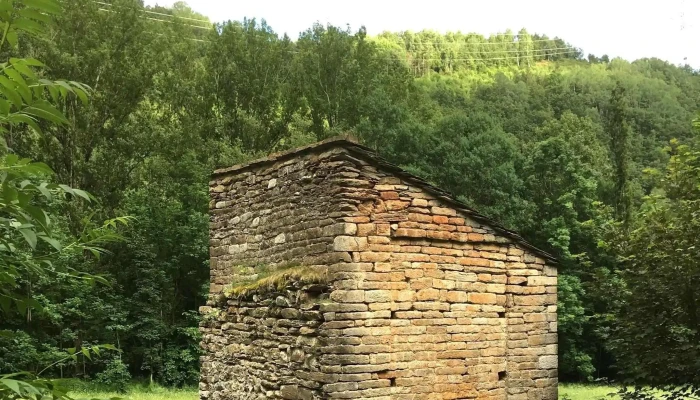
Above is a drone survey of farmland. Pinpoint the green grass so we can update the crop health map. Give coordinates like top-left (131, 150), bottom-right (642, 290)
top-left (67, 383), bottom-right (629, 400)
top-left (559, 383), bottom-right (618, 399)
top-left (69, 385), bottom-right (197, 400)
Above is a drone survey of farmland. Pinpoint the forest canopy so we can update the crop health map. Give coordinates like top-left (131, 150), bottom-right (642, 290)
top-left (0, 0), bottom-right (699, 394)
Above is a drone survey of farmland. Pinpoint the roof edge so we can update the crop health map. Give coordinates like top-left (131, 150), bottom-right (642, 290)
top-left (338, 146), bottom-right (558, 265)
top-left (211, 137), bottom-right (558, 264)
top-left (212, 135), bottom-right (364, 177)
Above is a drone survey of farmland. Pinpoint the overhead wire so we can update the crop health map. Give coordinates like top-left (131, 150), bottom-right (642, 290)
top-left (286, 46), bottom-right (576, 56)
top-left (96, 7), bottom-right (212, 31)
top-left (386, 37), bottom-right (572, 46)
top-left (94, 0), bottom-right (211, 26)
top-left (402, 47), bottom-right (577, 55)
top-left (396, 49), bottom-right (579, 62)
top-left (92, 1), bottom-right (581, 62)
top-left (93, 2), bottom-right (571, 46)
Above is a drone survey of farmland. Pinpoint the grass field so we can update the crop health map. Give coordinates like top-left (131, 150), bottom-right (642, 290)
top-left (69, 383), bottom-right (621, 399)
top-left (559, 383), bottom-right (619, 399)
top-left (69, 385), bottom-right (197, 400)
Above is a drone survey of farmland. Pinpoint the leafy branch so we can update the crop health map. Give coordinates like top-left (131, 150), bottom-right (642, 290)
top-left (0, 0), bottom-right (132, 399)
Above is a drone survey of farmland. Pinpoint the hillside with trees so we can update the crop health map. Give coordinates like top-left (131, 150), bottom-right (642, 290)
top-left (0, 0), bottom-right (699, 397)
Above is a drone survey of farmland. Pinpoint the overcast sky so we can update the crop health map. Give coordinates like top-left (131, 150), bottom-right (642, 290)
top-left (145, 0), bottom-right (699, 67)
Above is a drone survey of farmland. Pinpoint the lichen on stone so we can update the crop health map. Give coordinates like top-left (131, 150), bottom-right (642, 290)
top-left (223, 265), bottom-right (329, 298)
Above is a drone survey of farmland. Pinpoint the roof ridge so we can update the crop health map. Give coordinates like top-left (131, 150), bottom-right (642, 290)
top-left (212, 136), bottom-right (366, 177)
top-left (211, 137), bottom-right (558, 264)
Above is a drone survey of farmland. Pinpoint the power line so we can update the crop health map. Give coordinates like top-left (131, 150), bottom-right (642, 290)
top-left (94, 1), bottom-right (211, 26)
top-left (94, 1), bottom-right (570, 46)
top-left (149, 31), bottom-right (209, 43)
top-left (281, 46), bottom-right (579, 62)
top-left (402, 46), bottom-right (577, 55)
top-left (380, 38), bottom-right (572, 46)
top-left (390, 49), bottom-right (579, 62)
top-left (97, 7), bottom-right (212, 31)
top-left (288, 46), bottom-right (574, 56)
top-left (93, 0), bottom-right (579, 55)
top-left (141, 15), bottom-right (210, 31)
top-left (92, 2), bottom-right (579, 61)
top-left (92, 1), bottom-right (579, 53)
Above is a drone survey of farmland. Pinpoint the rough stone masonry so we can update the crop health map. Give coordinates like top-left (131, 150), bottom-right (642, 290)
top-left (200, 138), bottom-right (558, 400)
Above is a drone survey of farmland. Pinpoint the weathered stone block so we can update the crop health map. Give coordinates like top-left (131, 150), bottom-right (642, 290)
top-left (539, 355), bottom-right (558, 369)
top-left (394, 228), bottom-right (426, 238)
top-left (527, 276), bottom-right (557, 286)
top-left (330, 290), bottom-right (365, 303)
top-left (280, 385), bottom-right (314, 400)
top-left (468, 293), bottom-right (497, 304)
top-left (333, 236), bottom-right (368, 252)
top-left (364, 290), bottom-right (392, 303)
top-left (274, 233), bottom-right (286, 244)
top-left (431, 206), bottom-right (456, 216)
top-left (445, 291), bottom-right (468, 303)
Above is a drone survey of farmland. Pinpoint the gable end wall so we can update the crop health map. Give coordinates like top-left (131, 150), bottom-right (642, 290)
top-left (201, 145), bottom-right (558, 400)
top-left (320, 152), bottom-right (558, 399)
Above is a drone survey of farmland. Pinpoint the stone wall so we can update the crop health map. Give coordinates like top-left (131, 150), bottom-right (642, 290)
top-left (318, 151), bottom-right (558, 399)
top-left (202, 145), bottom-right (359, 400)
top-left (200, 282), bottom-right (330, 400)
top-left (207, 147), bottom-right (355, 298)
top-left (202, 141), bottom-right (558, 400)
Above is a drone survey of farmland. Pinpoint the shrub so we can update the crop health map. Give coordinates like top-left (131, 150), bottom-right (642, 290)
top-left (94, 357), bottom-right (131, 393)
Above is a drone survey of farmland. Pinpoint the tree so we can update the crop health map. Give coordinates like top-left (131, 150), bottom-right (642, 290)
top-left (517, 28), bottom-right (534, 67)
top-left (522, 112), bottom-right (608, 255)
top-left (400, 112), bottom-right (530, 229)
top-left (520, 113), bottom-right (610, 380)
top-left (204, 18), bottom-right (298, 152)
top-left (1, 1), bottom-right (699, 388)
top-left (604, 81), bottom-right (633, 224)
top-left (294, 24), bottom-right (411, 139)
top-left (0, 0), bottom-right (128, 397)
top-left (21, 0), bottom-right (179, 208)
top-left (610, 138), bottom-right (700, 399)
top-left (109, 153), bottom-right (209, 386)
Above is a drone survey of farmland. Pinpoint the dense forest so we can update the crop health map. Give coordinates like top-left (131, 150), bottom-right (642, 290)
top-left (0, 0), bottom-right (699, 396)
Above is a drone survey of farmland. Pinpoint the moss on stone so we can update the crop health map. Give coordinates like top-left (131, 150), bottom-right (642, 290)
top-left (202, 308), bottom-right (222, 322)
top-left (224, 265), bottom-right (329, 298)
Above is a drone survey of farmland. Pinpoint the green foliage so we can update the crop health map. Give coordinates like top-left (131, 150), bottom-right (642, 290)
top-left (0, 345), bottom-right (119, 400)
top-left (0, 330), bottom-right (64, 373)
top-left (65, 384), bottom-right (197, 400)
top-left (557, 274), bottom-right (595, 380)
top-left (0, 0), bottom-right (131, 327)
top-left (604, 81), bottom-right (633, 224)
top-left (204, 18), bottom-right (299, 151)
top-left (294, 24), bottom-right (411, 139)
top-left (0, 0), bottom-right (131, 398)
top-left (1, 0), bottom-right (699, 390)
top-left (608, 139), bottom-right (700, 396)
top-left (0, 0), bottom-right (89, 144)
top-left (94, 358), bottom-right (130, 394)
top-left (158, 324), bottom-right (201, 388)
top-left (415, 111), bottom-right (529, 228)
top-left (376, 29), bottom-right (580, 75)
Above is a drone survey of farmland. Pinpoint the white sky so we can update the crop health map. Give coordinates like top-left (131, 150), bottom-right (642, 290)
top-left (146, 0), bottom-right (699, 67)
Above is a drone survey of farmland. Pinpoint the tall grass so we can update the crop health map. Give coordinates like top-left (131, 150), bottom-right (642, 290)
top-left (67, 382), bottom-right (197, 400)
top-left (67, 382), bottom-right (632, 400)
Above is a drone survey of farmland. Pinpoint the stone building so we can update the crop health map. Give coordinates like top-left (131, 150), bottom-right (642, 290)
top-left (200, 137), bottom-right (558, 400)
